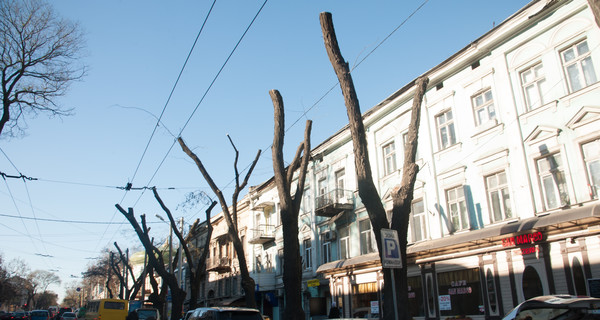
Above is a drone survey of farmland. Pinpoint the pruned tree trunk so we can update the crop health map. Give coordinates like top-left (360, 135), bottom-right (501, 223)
top-left (320, 11), bottom-right (429, 320)
top-left (116, 205), bottom-right (187, 320)
top-left (178, 136), bottom-right (261, 308)
top-left (589, 0), bottom-right (600, 28)
top-left (270, 89), bottom-right (312, 320)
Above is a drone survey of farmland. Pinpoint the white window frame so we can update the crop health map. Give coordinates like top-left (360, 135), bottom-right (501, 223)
top-left (382, 141), bottom-right (397, 175)
top-left (335, 168), bottom-right (346, 201)
top-left (436, 109), bottom-right (457, 150)
top-left (471, 88), bottom-right (496, 127)
top-left (446, 186), bottom-right (469, 232)
top-left (520, 62), bottom-right (547, 111)
top-left (582, 138), bottom-right (600, 199)
top-left (486, 171), bottom-right (513, 223)
top-left (303, 238), bottom-right (312, 270)
top-left (410, 199), bottom-right (428, 242)
top-left (561, 39), bottom-right (598, 93)
top-left (359, 219), bottom-right (375, 255)
top-left (536, 152), bottom-right (570, 210)
top-left (339, 226), bottom-right (350, 260)
top-left (322, 240), bottom-right (331, 264)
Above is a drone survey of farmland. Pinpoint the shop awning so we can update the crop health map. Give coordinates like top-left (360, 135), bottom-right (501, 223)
top-left (316, 252), bottom-right (380, 274)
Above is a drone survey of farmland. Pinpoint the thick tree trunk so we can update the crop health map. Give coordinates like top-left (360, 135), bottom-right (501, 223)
top-left (270, 89), bottom-right (312, 320)
top-left (589, 0), bottom-right (600, 28)
top-left (320, 11), bottom-right (428, 320)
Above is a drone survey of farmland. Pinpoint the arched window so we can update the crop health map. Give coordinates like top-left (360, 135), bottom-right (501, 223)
top-left (522, 266), bottom-right (543, 300)
top-left (572, 257), bottom-right (587, 295)
top-left (486, 268), bottom-right (498, 314)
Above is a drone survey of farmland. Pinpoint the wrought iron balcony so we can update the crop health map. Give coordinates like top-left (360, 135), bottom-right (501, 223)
top-left (315, 189), bottom-right (354, 217)
top-left (248, 224), bottom-right (275, 244)
top-left (206, 256), bottom-right (231, 273)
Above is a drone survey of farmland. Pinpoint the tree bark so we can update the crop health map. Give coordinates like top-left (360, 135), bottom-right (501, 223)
top-left (270, 89), bottom-right (312, 320)
top-left (589, 0), bottom-right (600, 28)
top-left (178, 137), bottom-right (260, 308)
top-left (320, 11), bottom-right (428, 320)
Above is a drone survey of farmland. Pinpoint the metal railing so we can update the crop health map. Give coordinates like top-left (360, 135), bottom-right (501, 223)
top-left (315, 189), bottom-right (354, 211)
top-left (250, 224), bottom-right (275, 239)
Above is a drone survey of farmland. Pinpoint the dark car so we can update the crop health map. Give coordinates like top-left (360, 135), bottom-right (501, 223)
top-left (188, 307), bottom-right (263, 320)
top-left (133, 308), bottom-right (159, 320)
top-left (30, 310), bottom-right (49, 320)
top-left (10, 312), bottom-right (28, 320)
top-left (0, 313), bottom-right (12, 320)
top-left (502, 295), bottom-right (600, 320)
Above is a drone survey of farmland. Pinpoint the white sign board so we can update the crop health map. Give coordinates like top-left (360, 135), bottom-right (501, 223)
top-left (370, 301), bottom-right (379, 315)
top-left (439, 295), bottom-right (451, 311)
top-left (381, 228), bottom-right (402, 268)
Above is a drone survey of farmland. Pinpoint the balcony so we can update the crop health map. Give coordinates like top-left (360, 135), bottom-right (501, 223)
top-left (248, 224), bottom-right (275, 245)
top-left (206, 257), bottom-right (231, 273)
top-left (315, 189), bottom-right (354, 217)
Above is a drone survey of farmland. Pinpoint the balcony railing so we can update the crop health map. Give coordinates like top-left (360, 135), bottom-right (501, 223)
top-left (248, 224), bottom-right (275, 244)
top-left (206, 256), bottom-right (231, 273)
top-left (315, 189), bottom-right (354, 217)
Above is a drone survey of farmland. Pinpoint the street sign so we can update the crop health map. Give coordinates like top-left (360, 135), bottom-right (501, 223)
top-left (307, 279), bottom-right (320, 287)
top-left (381, 228), bottom-right (402, 268)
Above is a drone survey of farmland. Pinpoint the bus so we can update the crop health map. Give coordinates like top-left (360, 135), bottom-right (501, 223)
top-left (82, 299), bottom-right (128, 320)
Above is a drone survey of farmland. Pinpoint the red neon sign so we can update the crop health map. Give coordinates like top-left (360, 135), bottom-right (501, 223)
top-left (501, 231), bottom-right (543, 247)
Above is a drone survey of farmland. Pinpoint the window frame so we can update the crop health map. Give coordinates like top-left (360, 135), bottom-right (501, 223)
top-left (560, 39), bottom-right (598, 93)
top-left (536, 152), bottom-right (570, 210)
top-left (520, 62), bottom-right (547, 111)
top-left (446, 186), bottom-right (469, 232)
top-left (581, 138), bottom-right (600, 199)
top-left (471, 88), bottom-right (496, 127)
top-left (485, 171), bottom-right (513, 223)
top-left (436, 109), bottom-right (457, 150)
top-left (382, 141), bottom-right (397, 175)
top-left (303, 238), bottom-right (312, 270)
top-left (359, 219), bottom-right (375, 255)
top-left (410, 199), bottom-right (428, 242)
top-left (339, 226), bottom-right (350, 260)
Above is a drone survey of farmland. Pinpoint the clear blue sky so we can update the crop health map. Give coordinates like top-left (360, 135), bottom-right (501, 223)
top-left (0, 0), bottom-right (531, 301)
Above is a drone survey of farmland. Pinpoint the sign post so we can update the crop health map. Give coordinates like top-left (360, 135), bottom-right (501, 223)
top-left (381, 228), bottom-right (402, 320)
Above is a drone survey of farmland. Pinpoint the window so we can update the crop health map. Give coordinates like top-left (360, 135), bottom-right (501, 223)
top-left (486, 269), bottom-right (498, 315)
top-left (410, 199), bottom-right (428, 242)
top-left (582, 139), bottom-right (600, 198)
top-left (437, 268), bottom-right (484, 317)
top-left (359, 219), bottom-right (375, 255)
top-left (537, 153), bottom-right (569, 209)
top-left (339, 226), bottom-right (350, 260)
top-left (471, 89), bottom-right (496, 126)
top-left (408, 276), bottom-right (425, 317)
top-left (322, 240), bottom-right (331, 264)
top-left (561, 40), bottom-right (598, 92)
top-left (436, 110), bottom-right (457, 149)
top-left (383, 142), bottom-right (397, 175)
top-left (303, 238), bottom-right (312, 270)
top-left (302, 188), bottom-right (312, 213)
top-left (522, 266), bottom-right (544, 300)
top-left (486, 171), bottom-right (513, 222)
top-left (317, 177), bottom-right (327, 209)
top-left (277, 249), bottom-right (284, 276)
top-left (446, 186), bottom-right (469, 231)
top-left (335, 169), bottom-right (345, 201)
top-left (255, 254), bottom-right (262, 273)
top-left (521, 63), bottom-right (548, 110)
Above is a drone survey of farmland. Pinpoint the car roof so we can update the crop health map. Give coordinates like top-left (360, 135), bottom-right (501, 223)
top-left (193, 307), bottom-right (260, 313)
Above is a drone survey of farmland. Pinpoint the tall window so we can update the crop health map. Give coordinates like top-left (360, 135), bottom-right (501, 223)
top-left (446, 186), bottom-right (469, 231)
top-left (561, 40), bottom-right (598, 92)
top-left (383, 141), bottom-right (397, 175)
top-left (277, 249), bottom-right (284, 276)
top-left (335, 169), bottom-right (345, 201)
top-left (339, 226), bottom-right (350, 260)
top-left (322, 239), bottom-right (331, 264)
top-left (582, 139), bottom-right (600, 198)
top-left (302, 188), bottom-right (312, 213)
top-left (303, 238), bottom-right (312, 270)
top-left (436, 110), bottom-right (457, 149)
top-left (537, 153), bottom-right (569, 209)
top-left (521, 63), bottom-right (548, 110)
top-left (359, 219), bottom-right (375, 255)
top-left (471, 89), bottom-right (496, 126)
top-left (410, 199), bottom-right (428, 242)
top-left (486, 171), bottom-right (513, 222)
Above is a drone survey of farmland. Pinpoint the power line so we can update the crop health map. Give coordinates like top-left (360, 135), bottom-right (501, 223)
top-left (0, 212), bottom-right (163, 225)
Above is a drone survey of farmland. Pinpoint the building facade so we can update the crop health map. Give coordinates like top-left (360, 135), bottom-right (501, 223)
top-left (189, 1), bottom-right (600, 320)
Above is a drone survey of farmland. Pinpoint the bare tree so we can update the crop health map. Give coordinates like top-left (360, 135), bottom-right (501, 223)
top-left (589, 0), bottom-right (600, 28)
top-left (112, 242), bottom-right (146, 301)
top-left (116, 205), bottom-right (186, 320)
top-left (153, 187), bottom-right (217, 310)
top-left (178, 136), bottom-right (260, 308)
top-left (270, 89), bottom-right (312, 320)
top-left (0, 0), bottom-right (86, 138)
top-left (320, 12), bottom-right (429, 320)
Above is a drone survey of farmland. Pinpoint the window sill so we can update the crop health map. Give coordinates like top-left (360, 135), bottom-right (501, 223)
top-left (520, 100), bottom-right (558, 124)
top-left (471, 122), bottom-right (504, 144)
top-left (434, 142), bottom-right (462, 161)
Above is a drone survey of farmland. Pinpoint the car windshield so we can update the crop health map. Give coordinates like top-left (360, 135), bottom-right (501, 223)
top-left (216, 311), bottom-right (262, 320)
top-left (137, 310), bottom-right (157, 320)
top-left (13, 313), bottom-right (25, 317)
top-left (31, 312), bottom-right (48, 317)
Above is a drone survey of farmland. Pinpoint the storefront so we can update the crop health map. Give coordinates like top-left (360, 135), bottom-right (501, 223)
top-left (318, 204), bottom-right (600, 319)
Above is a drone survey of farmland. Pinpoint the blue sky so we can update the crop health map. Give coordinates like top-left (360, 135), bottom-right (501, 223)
top-left (0, 0), bottom-right (531, 300)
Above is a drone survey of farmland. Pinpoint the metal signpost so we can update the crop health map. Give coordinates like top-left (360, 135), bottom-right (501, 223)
top-left (381, 228), bottom-right (402, 320)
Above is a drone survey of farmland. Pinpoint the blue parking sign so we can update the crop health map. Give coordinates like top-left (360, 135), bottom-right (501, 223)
top-left (381, 228), bottom-right (402, 268)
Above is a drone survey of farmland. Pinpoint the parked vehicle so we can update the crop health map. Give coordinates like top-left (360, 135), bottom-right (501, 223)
top-left (502, 295), bottom-right (600, 320)
top-left (188, 307), bottom-right (262, 320)
top-left (83, 299), bottom-right (128, 320)
top-left (59, 312), bottom-right (75, 320)
top-left (132, 309), bottom-right (159, 320)
top-left (30, 310), bottom-right (49, 320)
top-left (10, 312), bottom-right (27, 320)
top-left (0, 313), bottom-right (11, 320)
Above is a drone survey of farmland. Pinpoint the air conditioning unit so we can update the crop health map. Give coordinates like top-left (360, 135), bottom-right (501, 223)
top-left (324, 230), bottom-right (336, 241)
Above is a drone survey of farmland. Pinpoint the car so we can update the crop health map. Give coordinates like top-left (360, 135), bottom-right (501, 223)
top-left (0, 313), bottom-right (12, 320)
top-left (502, 295), bottom-right (600, 320)
top-left (180, 310), bottom-right (193, 320)
top-left (59, 312), bottom-right (76, 320)
top-left (133, 308), bottom-right (159, 320)
top-left (10, 312), bottom-right (28, 320)
top-left (188, 307), bottom-right (263, 320)
top-left (30, 310), bottom-right (50, 320)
